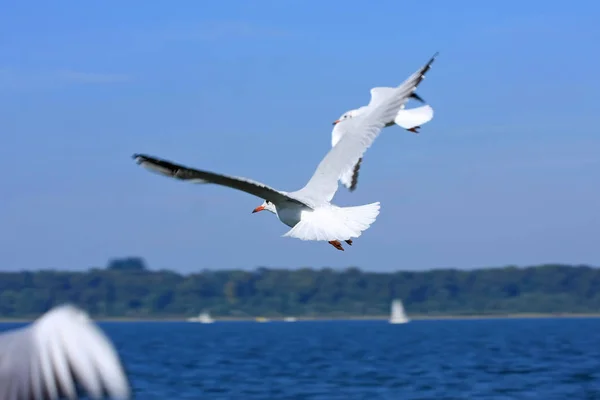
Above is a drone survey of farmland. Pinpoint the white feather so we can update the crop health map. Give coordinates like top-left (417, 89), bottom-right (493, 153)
top-left (394, 105), bottom-right (434, 130)
top-left (283, 202), bottom-right (380, 241)
top-left (0, 304), bottom-right (130, 400)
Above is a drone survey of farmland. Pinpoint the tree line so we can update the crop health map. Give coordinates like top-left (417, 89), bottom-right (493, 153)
top-left (1, 258), bottom-right (599, 318)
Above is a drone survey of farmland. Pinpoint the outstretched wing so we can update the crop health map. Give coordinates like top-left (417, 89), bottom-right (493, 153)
top-left (0, 305), bottom-right (130, 400)
top-left (133, 154), bottom-right (308, 207)
top-left (367, 87), bottom-right (397, 108)
top-left (292, 52), bottom-right (438, 206)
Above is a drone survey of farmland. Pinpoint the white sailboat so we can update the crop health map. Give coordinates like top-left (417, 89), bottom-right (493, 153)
top-left (389, 299), bottom-right (409, 324)
top-left (187, 311), bottom-right (215, 323)
top-left (284, 317), bottom-right (297, 322)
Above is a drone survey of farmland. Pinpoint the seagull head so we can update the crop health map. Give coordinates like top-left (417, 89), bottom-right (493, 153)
top-left (252, 200), bottom-right (276, 214)
top-left (332, 109), bottom-right (359, 125)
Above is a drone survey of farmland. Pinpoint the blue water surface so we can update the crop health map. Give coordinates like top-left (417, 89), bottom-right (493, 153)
top-left (3, 318), bottom-right (600, 399)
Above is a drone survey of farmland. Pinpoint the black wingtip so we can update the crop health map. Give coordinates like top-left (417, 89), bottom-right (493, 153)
top-left (348, 158), bottom-right (362, 192)
top-left (408, 51), bottom-right (439, 94)
top-left (410, 92), bottom-right (426, 103)
top-left (425, 51), bottom-right (440, 69)
top-left (423, 52), bottom-right (439, 69)
top-left (132, 153), bottom-right (150, 163)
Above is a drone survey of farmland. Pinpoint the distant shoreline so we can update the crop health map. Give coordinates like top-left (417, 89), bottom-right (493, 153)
top-left (3, 313), bottom-right (600, 323)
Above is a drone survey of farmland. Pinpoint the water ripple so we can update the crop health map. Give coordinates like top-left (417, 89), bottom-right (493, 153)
top-left (4, 318), bottom-right (599, 399)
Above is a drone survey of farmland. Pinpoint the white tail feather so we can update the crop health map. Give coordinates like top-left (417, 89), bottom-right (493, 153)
top-left (283, 202), bottom-right (380, 241)
top-left (339, 202), bottom-right (381, 234)
top-left (394, 105), bottom-right (434, 130)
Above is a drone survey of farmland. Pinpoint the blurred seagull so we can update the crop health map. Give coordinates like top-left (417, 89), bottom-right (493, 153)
top-left (0, 304), bottom-right (130, 400)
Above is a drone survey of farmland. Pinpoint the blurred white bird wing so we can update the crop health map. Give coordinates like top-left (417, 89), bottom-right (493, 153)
top-left (0, 304), bottom-right (130, 400)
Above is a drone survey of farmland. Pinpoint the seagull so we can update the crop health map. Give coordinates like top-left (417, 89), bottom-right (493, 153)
top-left (0, 304), bottom-right (130, 400)
top-left (334, 101), bottom-right (433, 135)
top-left (331, 71), bottom-right (436, 192)
top-left (133, 53), bottom-right (438, 251)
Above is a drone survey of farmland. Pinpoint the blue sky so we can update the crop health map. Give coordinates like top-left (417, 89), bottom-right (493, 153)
top-left (1, 0), bottom-right (598, 272)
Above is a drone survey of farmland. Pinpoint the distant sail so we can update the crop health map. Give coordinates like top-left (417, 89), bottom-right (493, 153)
top-left (389, 299), bottom-right (410, 324)
top-left (187, 311), bottom-right (214, 323)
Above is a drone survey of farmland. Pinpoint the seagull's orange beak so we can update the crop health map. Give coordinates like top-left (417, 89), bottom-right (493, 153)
top-left (332, 120), bottom-right (340, 125)
top-left (252, 205), bottom-right (265, 213)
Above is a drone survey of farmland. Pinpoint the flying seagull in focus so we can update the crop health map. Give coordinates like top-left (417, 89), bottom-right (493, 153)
top-left (331, 59), bottom-right (437, 192)
top-left (0, 304), bottom-right (130, 400)
top-left (133, 52), bottom-right (438, 251)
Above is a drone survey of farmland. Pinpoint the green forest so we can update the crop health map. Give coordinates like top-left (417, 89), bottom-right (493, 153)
top-left (1, 258), bottom-right (599, 318)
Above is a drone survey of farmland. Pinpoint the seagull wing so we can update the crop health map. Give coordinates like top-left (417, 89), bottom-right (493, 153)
top-left (292, 52), bottom-right (438, 205)
top-left (330, 87), bottom-right (402, 192)
top-left (133, 154), bottom-right (308, 207)
top-left (366, 87), bottom-right (397, 108)
top-left (0, 304), bottom-right (130, 400)
top-left (368, 88), bottom-right (427, 109)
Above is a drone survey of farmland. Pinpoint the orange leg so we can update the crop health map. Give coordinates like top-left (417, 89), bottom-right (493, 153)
top-left (407, 126), bottom-right (420, 134)
top-left (345, 239), bottom-right (353, 246)
top-left (328, 240), bottom-right (344, 251)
